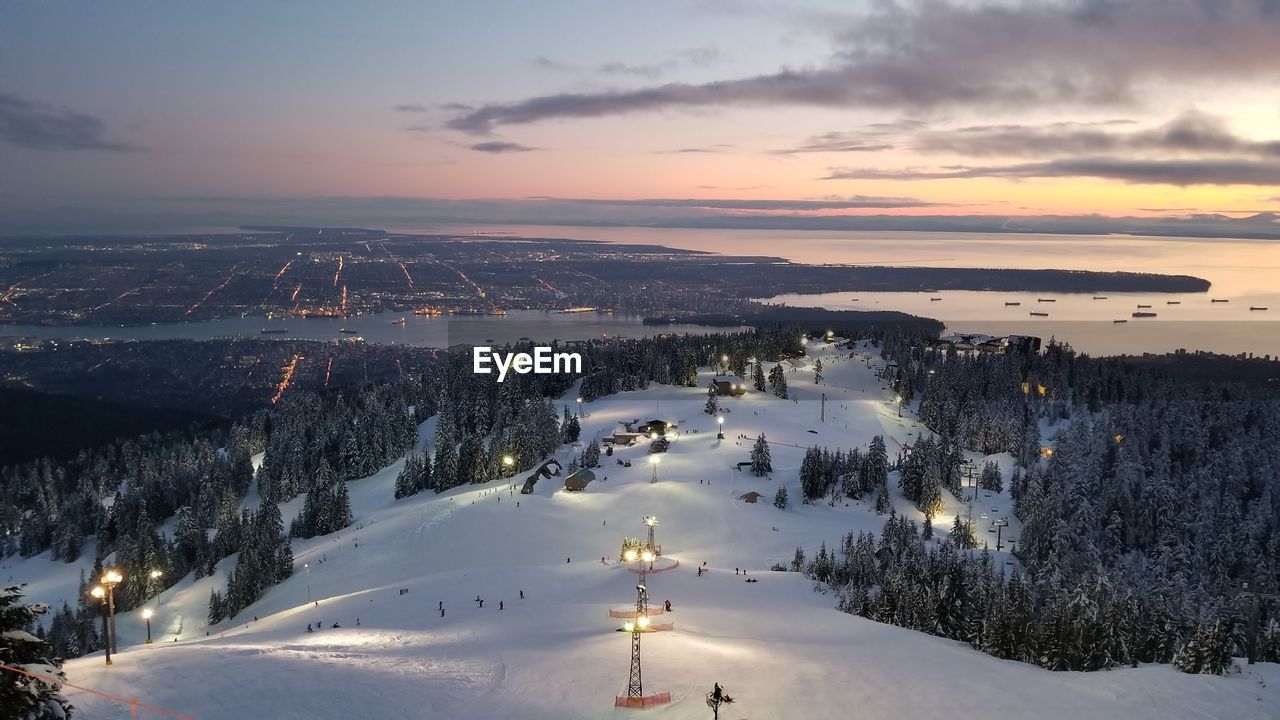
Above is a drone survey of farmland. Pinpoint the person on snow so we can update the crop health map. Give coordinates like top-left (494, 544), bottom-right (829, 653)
top-left (306, 624), bottom-right (313, 633)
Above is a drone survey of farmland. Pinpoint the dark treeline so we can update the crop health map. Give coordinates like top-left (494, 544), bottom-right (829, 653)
top-left (802, 335), bottom-right (1280, 673)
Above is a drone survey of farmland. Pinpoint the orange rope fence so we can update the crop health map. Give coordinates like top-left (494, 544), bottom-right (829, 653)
top-left (0, 662), bottom-right (196, 719)
top-left (615, 692), bottom-right (671, 708)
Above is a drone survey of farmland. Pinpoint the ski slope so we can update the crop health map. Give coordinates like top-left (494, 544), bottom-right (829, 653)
top-left (9, 341), bottom-right (1277, 719)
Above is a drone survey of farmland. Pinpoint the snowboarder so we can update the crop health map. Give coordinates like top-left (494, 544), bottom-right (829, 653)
top-left (306, 624), bottom-right (313, 633)
top-left (440, 608), bottom-right (445, 618)
top-left (519, 590), bottom-right (525, 599)
top-left (664, 599), bottom-right (672, 612)
top-left (499, 601), bottom-right (504, 610)
top-left (355, 618), bottom-right (361, 627)
top-left (332, 622), bottom-right (340, 628)
top-left (439, 600), bottom-right (443, 611)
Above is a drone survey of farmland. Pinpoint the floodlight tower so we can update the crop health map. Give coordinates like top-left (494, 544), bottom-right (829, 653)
top-left (623, 582), bottom-right (652, 700)
top-left (649, 453), bottom-right (660, 484)
top-left (642, 516), bottom-right (660, 563)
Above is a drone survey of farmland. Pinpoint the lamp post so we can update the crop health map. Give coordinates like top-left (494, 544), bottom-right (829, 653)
top-left (90, 586), bottom-right (111, 665)
top-left (649, 454), bottom-right (659, 484)
top-left (716, 415), bottom-right (725, 440)
top-left (895, 395), bottom-right (903, 418)
top-left (624, 582), bottom-right (650, 701)
top-left (142, 608), bottom-right (154, 644)
top-left (576, 396), bottom-right (584, 418)
top-left (102, 568), bottom-right (122, 654)
top-left (502, 454), bottom-right (515, 477)
top-left (304, 562), bottom-right (311, 604)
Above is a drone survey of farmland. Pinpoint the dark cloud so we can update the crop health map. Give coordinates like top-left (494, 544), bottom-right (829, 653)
top-left (0, 92), bottom-right (140, 151)
top-left (393, 103), bottom-right (431, 113)
top-left (451, 1), bottom-right (1280, 134)
top-left (532, 45), bottom-right (721, 81)
top-left (654, 144), bottom-right (733, 154)
top-left (773, 131), bottom-right (894, 154)
top-left (468, 141), bottom-right (539, 153)
top-left (597, 61), bottom-right (667, 79)
top-left (916, 112), bottom-right (1280, 157)
top-left (549, 196), bottom-right (944, 210)
top-left (825, 158), bottom-right (1280, 186)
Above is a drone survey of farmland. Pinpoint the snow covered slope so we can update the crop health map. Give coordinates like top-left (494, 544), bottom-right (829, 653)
top-left (13, 342), bottom-right (1277, 719)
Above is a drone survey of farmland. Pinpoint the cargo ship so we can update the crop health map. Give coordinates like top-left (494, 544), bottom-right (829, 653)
top-left (1211, 299), bottom-right (1229, 303)
top-left (1132, 311), bottom-right (1157, 318)
top-left (1250, 306), bottom-right (1269, 311)
top-left (1037, 298), bottom-right (1056, 303)
top-left (1004, 301), bottom-right (1021, 306)
top-left (1029, 311), bottom-right (1049, 317)
top-left (261, 328), bottom-right (288, 334)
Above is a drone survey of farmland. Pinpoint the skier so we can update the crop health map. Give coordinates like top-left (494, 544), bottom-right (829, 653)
top-left (440, 607), bottom-right (445, 618)
top-left (306, 624), bottom-right (313, 633)
top-left (499, 601), bottom-right (504, 610)
top-left (356, 618), bottom-right (361, 627)
top-left (664, 599), bottom-right (672, 612)
top-left (439, 600), bottom-right (443, 611)
top-left (519, 590), bottom-right (525, 599)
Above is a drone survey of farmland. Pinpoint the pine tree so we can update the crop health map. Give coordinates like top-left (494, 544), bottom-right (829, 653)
top-left (752, 361), bottom-right (767, 392)
top-left (774, 486), bottom-right (789, 509)
top-left (750, 434), bottom-right (772, 477)
top-left (0, 584), bottom-right (74, 719)
top-left (768, 364), bottom-right (788, 399)
top-left (582, 442), bottom-right (600, 469)
top-left (874, 481), bottom-right (892, 515)
top-left (704, 386), bottom-right (719, 416)
top-left (813, 358), bottom-right (823, 384)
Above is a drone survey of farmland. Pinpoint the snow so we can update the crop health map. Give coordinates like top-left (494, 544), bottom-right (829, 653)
top-left (10, 341), bottom-right (1278, 719)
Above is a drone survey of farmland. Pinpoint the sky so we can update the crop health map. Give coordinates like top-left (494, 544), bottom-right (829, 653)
top-left (1, 0), bottom-right (1279, 236)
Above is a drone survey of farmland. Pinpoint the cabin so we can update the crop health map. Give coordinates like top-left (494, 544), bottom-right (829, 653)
top-left (633, 419), bottom-right (676, 436)
top-left (605, 430), bottom-right (645, 446)
top-left (564, 468), bottom-right (596, 492)
top-left (710, 376), bottom-right (747, 397)
top-left (520, 458), bottom-right (563, 495)
top-left (738, 491), bottom-right (764, 504)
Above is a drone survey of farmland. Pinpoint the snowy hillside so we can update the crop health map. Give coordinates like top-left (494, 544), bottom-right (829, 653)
top-left (10, 341), bottom-right (1277, 719)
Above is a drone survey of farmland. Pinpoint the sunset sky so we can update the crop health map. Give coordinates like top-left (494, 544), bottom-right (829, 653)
top-left (2, 0), bottom-right (1279, 235)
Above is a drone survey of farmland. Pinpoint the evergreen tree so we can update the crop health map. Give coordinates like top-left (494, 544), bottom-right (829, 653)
top-left (752, 361), bottom-right (767, 392)
top-left (774, 485), bottom-right (789, 509)
top-left (0, 584), bottom-right (74, 719)
top-left (750, 434), bottom-right (772, 477)
top-left (874, 481), bottom-right (892, 515)
top-left (768, 364), bottom-right (788, 399)
top-left (582, 442), bottom-right (600, 469)
top-left (704, 386), bottom-right (719, 416)
top-left (813, 358), bottom-right (823, 384)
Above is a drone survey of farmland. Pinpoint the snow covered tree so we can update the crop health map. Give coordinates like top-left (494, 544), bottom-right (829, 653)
top-left (768, 364), bottom-right (788, 399)
top-left (980, 461), bottom-right (1003, 492)
top-left (0, 585), bottom-right (74, 719)
top-left (752, 361), bottom-right (767, 392)
top-left (704, 386), bottom-right (719, 416)
top-left (813, 358), bottom-right (823, 384)
top-left (873, 481), bottom-right (892, 515)
top-left (774, 486), bottom-right (789, 509)
top-left (750, 434), bottom-right (772, 477)
top-left (582, 442), bottom-right (600, 469)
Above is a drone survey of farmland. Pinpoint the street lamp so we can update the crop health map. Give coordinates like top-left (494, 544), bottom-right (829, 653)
top-left (90, 586), bottom-right (111, 665)
top-left (649, 454), bottom-right (660, 484)
top-left (895, 395), bottom-right (903, 417)
top-left (101, 569), bottom-right (122, 654)
top-left (576, 396), bottom-right (584, 418)
top-left (717, 415), bottom-right (725, 440)
top-left (142, 608), bottom-right (154, 644)
top-left (304, 562), bottom-right (311, 604)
